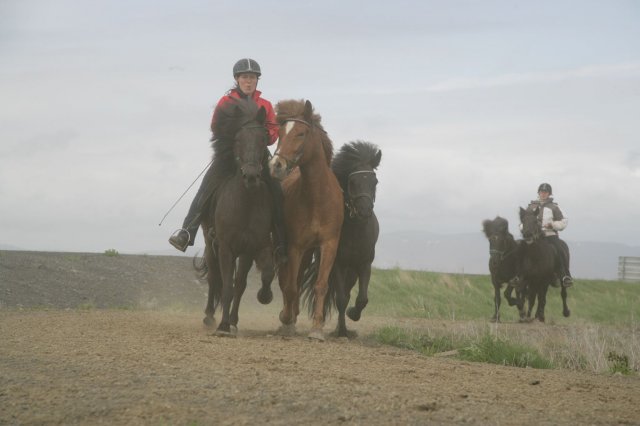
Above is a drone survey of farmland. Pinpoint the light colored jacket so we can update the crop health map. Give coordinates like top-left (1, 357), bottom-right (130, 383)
top-left (527, 197), bottom-right (568, 237)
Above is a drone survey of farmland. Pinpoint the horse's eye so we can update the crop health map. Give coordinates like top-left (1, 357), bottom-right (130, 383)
top-left (296, 132), bottom-right (305, 138)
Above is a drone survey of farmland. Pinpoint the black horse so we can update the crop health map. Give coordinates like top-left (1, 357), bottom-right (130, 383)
top-left (302, 141), bottom-right (381, 338)
top-left (195, 98), bottom-right (275, 336)
top-left (519, 207), bottom-right (570, 322)
top-left (482, 216), bottom-right (523, 322)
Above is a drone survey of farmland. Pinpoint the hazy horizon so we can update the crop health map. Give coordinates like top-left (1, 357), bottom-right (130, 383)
top-left (2, 1), bottom-right (639, 254)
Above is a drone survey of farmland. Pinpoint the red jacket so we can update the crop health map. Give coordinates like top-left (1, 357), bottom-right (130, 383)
top-left (210, 88), bottom-right (279, 146)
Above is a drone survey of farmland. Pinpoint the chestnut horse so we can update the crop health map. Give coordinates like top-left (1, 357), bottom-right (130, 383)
top-left (269, 100), bottom-right (344, 341)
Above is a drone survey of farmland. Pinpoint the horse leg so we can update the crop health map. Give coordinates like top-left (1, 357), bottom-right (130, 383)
top-left (504, 283), bottom-right (517, 307)
top-left (309, 241), bottom-right (339, 341)
top-left (278, 248), bottom-right (302, 331)
top-left (229, 254), bottom-right (252, 330)
top-left (255, 246), bottom-right (275, 305)
top-left (332, 266), bottom-right (350, 338)
top-left (295, 249), bottom-right (315, 319)
top-left (203, 243), bottom-right (221, 328)
top-left (347, 265), bottom-right (369, 323)
top-left (561, 285), bottom-right (571, 317)
top-left (524, 282), bottom-right (536, 323)
top-left (535, 284), bottom-right (548, 323)
top-left (518, 284), bottom-right (528, 321)
top-left (215, 246), bottom-right (236, 337)
top-left (491, 284), bottom-right (501, 322)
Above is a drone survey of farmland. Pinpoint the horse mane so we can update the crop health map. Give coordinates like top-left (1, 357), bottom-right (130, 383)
top-left (482, 216), bottom-right (511, 238)
top-left (332, 141), bottom-right (381, 190)
top-left (210, 98), bottom-right (260, 177)
top-left (275, 99), bottom-right (334, 165)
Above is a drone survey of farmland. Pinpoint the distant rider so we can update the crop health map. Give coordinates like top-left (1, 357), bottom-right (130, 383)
top-left (525, 183), bottom-right (573, 288)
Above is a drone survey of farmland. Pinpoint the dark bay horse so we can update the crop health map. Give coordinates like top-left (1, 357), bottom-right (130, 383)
top-left (482, 216), bottom-right (522, 322)
top-left (519, 207), bottom-right (570, 322)
top-left (196, 98), bottom-right (276, 336)
top-left (269, 100), bottom-right (344, 341)
top-left (303, 141), bottom-right (381, 338)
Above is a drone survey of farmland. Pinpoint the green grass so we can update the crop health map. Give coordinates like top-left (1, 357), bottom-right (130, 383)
top-left (363, 267), bottom-right (639, 374)
top-left (372, 325), bottom-right (553, 369)
top-left (365, 267), bottom-right (640, 325)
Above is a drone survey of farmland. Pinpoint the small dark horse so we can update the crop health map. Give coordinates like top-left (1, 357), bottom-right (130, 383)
top-left (482, 216), bottom-right (522, 322)
top-left (196, 98), bottom-right (275, 336)
top-left (519, 207), bottom-right (570, 322)
top-left (303, 141), bottom-right (381, 338)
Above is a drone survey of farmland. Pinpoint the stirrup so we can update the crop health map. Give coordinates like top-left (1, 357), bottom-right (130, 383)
top-left (561, 276), bottom-right (573, 288)
top-left (169, 228), bottom-right (191, 252)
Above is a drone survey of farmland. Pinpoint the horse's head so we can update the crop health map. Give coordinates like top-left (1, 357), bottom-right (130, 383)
top-left (234, 106), bottom-right (268, 189)
top-left (333, 141), bottom-right (382, 220)
top-left (270, 100), bottom-right (315, 180)
top-left (346, 169), bottom-right (379, 219)
top-left (520, 206), bottom-right (542, 244)
top-left (482, 216), bottom-right (513, 266)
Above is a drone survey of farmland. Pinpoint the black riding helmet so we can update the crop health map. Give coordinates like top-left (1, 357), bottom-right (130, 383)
top-left (538, 182), bottom-right (552, 194)
top-left (233, 58), bottom-right (261, 77)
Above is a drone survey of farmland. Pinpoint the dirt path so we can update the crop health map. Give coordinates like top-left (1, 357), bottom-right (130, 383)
top-left (1, 309), bottom-right (638, 425)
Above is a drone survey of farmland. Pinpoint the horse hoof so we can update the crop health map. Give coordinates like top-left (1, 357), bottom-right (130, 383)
top-left (308, 330), bottom-right (325, 341)
top-left (490, 317), bottom-right (499, 323)
top-left (257, 287), bottom-right (273, 305)
top-left (214, 329), bottom-right (236, 338)
top-left (276, 324), bottom-right (296, 337)
top-left (346, 307), bottom-right (361, 322)
top-left (203, 316), bottom-right (216, 328)
top-left (563, 309), bottom-right (571, 318)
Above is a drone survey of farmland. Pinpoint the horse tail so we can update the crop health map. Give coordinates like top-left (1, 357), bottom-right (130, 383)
top-left (301, 249), bottom-right (335, 319)
top-left (193, 254), bottom-right (208, 278)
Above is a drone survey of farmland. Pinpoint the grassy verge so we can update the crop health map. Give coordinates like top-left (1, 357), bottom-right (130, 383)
top-left (363, 268), bottom-right (639, 374)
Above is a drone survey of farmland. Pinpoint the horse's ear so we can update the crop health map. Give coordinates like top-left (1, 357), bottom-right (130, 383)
top-left (303, 100), bottom-right (313, 121)
top-left (256, 106), bottom-right (266, 125)
top-left (373, 149), bottom-right (382, 169)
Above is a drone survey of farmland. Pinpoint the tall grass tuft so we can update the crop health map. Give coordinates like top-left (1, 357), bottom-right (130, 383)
top-left (458, 332), bottom-right (553, 369)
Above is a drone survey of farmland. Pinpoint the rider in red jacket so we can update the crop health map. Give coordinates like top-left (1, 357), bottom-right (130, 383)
top-left (169, 59), bottom-right (287, 259)
top-left (211, 87), bottom-right (279, 145)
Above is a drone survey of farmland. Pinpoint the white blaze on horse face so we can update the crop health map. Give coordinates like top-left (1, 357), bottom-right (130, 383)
top-left (284, 121), bottom-right (295, 136)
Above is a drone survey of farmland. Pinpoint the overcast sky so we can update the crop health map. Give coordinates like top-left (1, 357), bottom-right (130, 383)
top-left (1, 0), bottom-right (639, 254)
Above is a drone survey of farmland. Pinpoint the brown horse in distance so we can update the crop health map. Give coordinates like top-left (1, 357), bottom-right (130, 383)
top-left (269, 99), bottom-right (344, 341)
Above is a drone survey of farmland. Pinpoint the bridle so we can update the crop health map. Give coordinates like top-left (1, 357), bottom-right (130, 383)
top-left (345, 170), bottom-right (377, 218)
top-left (489, 235), bottom-right (517, 262)
top-left (272, 118), bottom-right (311, 172)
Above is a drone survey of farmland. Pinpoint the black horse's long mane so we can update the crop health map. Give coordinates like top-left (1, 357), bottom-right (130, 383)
top-left (332, 141), bottom-right (381, 190)
top-left (210, 98), bottom-right (260, 179)
top-left (482, 216), bottom-right (510, 238)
